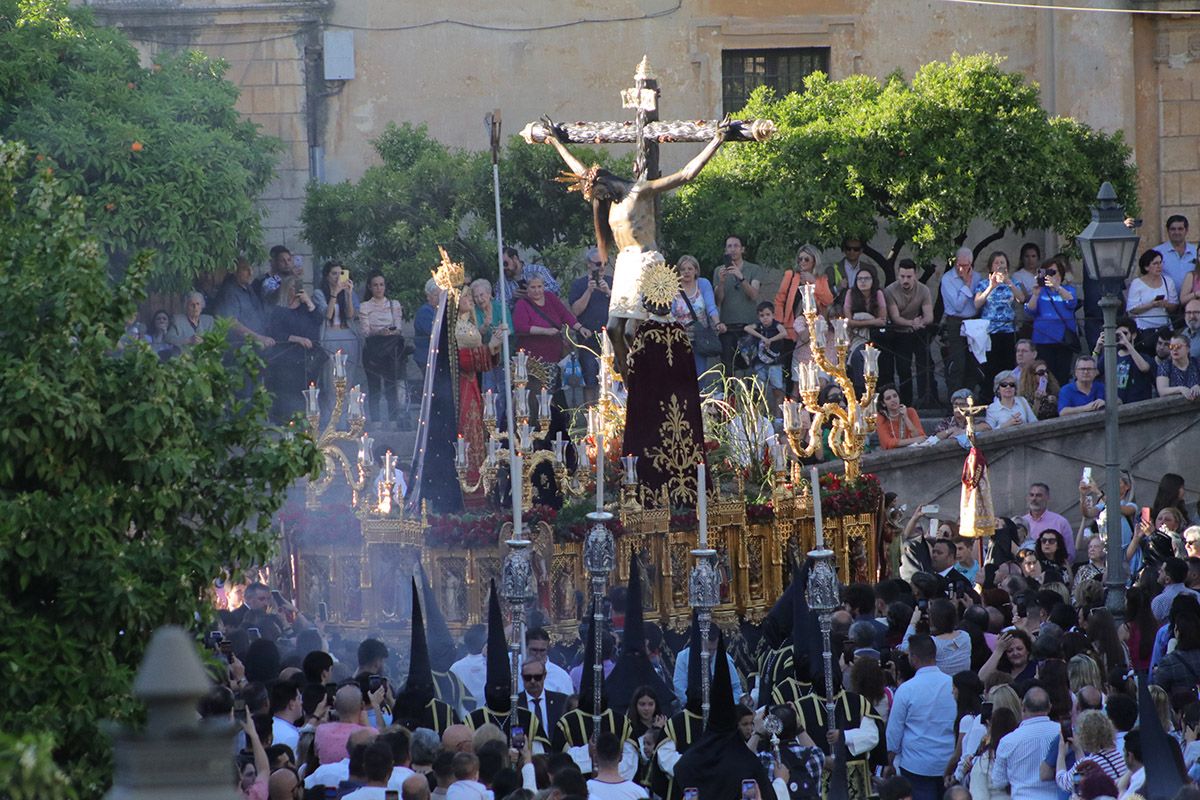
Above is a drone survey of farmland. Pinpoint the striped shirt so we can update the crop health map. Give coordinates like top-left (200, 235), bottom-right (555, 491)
top-left (991, 715), bottom-right (1061, 800)
top-left (1056, 747), bottom-right (1127, 793)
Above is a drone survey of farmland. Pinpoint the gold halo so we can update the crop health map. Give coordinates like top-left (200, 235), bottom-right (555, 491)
top-left (641, 258), bottom-right (681, 307)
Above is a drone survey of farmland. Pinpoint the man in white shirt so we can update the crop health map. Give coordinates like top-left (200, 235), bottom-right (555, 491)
top-left (381, 730), bottom-right (417, 791)
top-left (1154, 214), bottom-right (1199, 291)
top-left (448, 624), bottom-right (488, 712)
top-left (671, 625), bottom-right (745, 707)
top-left (269, 680), bottom-right (303, 754)
top-left (342, 740), bottom-right (396, 799)
top-left (990, 687), bottom-right (1060, 800)
top-left (587, 732), bottom-right (649, 799)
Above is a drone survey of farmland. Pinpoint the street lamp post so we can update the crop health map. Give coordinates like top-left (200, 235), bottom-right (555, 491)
top-left (1076, 181), bottom-right (1140, 621)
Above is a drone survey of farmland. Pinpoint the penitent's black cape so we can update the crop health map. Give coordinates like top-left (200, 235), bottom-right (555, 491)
top-left (670, 632), bottom-right (777, 800)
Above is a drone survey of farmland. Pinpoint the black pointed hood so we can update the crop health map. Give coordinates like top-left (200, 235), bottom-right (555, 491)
top-left (403, 579), bottom-right (434, 699)
top-left (577, 598), bottom-right (608, 716)
top-left (483, 580), bottom-right (512, 712)
top-left (684, 612), bottom-right (703, 714)
top-left (1139, 671), bottom-right (1185, 799)
top-left (672, 629), bottom-right (777, 800)
top-left (394, 579), bottom-right (436, 725)
top-left (706, 632), bottom-right (735, 734)
top-left (605, 556), bottom-right (674, 715)
top-left (418, 562), bottom-right (457, 671)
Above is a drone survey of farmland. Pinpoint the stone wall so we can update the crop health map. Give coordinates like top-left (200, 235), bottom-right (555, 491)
top-left (843, 395), bottom-right (1200, 523)
top-left (87, 0), bottom-right (324, 275)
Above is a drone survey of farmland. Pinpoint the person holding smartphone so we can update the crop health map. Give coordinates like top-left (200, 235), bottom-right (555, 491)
top-left (1127, 249), bottom-right (1179, 350)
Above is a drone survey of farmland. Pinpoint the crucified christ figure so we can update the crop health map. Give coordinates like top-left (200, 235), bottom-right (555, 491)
top-left (540, 116), bottom-right (731, 376)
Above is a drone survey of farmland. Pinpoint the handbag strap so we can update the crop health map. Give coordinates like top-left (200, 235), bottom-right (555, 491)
top-left (679, 289), bottom-right (703, 324)
top-left (525, 298), bottom-right (563, 330)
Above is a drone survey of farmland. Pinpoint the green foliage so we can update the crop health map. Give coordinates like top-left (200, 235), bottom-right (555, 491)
top-left (0, 139), bottom-right (320, 795)
top-left (0, 732), bottom-right (76, 800)
top-left (663, 53), bottom-right (1138, 276)
top-left (0, 0), bottom-right (280, 291)
top-left (301, 122), bottom-right (630, 310)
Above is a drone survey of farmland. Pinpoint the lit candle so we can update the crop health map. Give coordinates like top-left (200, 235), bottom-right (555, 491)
top-left (771, 441), bottom-right (788, 473)
top-left (782, 399), bottom-right (798, 430)
top-left (384, 450), bottom-right (394, 481)
top-left (512, 453), bottom-right (523, 532)
top-left (862, 344), bottom-right (880, 378)
top-left (832, 318), bottom-right (849, 348)
top-left (800, 283), bottom-right (816, 315)
top-left (811, 466), bottom-right (824, 548)
top-left (621, 454), bottom-right (638, 485)
top-left (455, 435), bottom-right (468, 468)
top-left (697, 462), bottom-right (708, 548)
top-left (303, 383), bottom-right (320, 416)
top-left (332, 349), bottom-right (348, 380)
top-left (518, 422), bottom-right (532, 452)
top-left (347, 385), bottom-right (363, 419)
top-left (358, 433), bottom-right (374, 464)
top-left (814, 318), bottom-right (827, 349)
top-left (538, 387), bottom-right (551, 421)
top-left (515, 388), bottom-right (530, 419)
top-left (483, 390), bottom-right (497, 423)
top-left (595, 432), bottom-right (605, 511)
top-left (515, 350), bottom-right (529, 382)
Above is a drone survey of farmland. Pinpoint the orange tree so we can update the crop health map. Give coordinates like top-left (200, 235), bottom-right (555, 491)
top-left (663, 53), bottom-right (1137, 280)
top-left (0, 139), bottom-right (320, 795)
top-left (0, 0), bottom-right (278, 291)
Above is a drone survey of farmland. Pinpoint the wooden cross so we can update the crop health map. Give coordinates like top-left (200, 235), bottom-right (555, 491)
top-left (520, 56), bottom-right (773, 213)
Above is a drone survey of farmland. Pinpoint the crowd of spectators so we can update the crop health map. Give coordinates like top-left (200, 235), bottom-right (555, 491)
top-left (125, 221), bottom-right (1200, 441)
top-left (203, 460), bottom-right (1200, 799)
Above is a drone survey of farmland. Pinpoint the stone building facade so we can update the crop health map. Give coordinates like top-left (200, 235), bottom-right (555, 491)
top-left (84, 0), bottom-right (1197, 273)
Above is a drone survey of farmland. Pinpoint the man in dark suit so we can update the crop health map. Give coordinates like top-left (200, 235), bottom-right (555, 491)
top-left (521, 658), bottom-right (566, 748)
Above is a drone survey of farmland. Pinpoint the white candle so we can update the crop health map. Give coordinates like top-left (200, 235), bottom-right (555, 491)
top-left (801, 283), bottom-right (816, 315)
top-left (595, 433), bottom-right (605, 511)
top-left (513, 453), bottom-right (523, 532)
top-left (303, 383), bottom-right (320, 416)
top-left (347, 385), bottom-right (363, 419)
top-left (332, 349), bottom-right (347, 380)
top-left (455, 435), bottom-right (467, 468)
top-left (811, 466), bottom-right (824, 548)
top-left (782, 399), bottom-right (798, 430)
top-left (538, 387), bottom-right (551, 421)
top-left (483, 390), bottom-right (496, 422)
top-left (697, 462), bottom-right (707, 548)
top-left (832, 318), bottom-right (849, 347)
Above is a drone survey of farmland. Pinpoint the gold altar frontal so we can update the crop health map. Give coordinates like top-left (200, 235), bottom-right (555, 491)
top-left (287, 495), bottom-right (879, 639)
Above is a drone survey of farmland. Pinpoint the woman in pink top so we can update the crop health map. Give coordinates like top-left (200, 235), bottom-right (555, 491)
top-left (512, 275), bottom-right (591, 366)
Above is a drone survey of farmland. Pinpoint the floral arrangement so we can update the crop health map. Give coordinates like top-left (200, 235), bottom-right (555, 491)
top-left (425, 505), bottom-right (559, 549)
top-left (817, 472), bottom-right (883, 517)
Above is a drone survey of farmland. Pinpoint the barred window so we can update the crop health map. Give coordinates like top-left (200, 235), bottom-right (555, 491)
top-left (721, 48), bottom-right (831, 113)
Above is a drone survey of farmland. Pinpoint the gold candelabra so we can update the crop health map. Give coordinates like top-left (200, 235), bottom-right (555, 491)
top-left (303, 350), bottom-right (397, 515)
top-left (780, 285), bottom-right (879, 482)
top-left (454, 349), bottom-right (592, 510)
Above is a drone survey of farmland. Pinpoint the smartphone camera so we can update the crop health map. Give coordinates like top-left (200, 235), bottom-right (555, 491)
top-left (511, 725), bottom-right (526, 750)
top-left (917, 599), bottom-right (928, 612)
top-left (1036, 269), bottom-right (1047, 287)
top-left (741, 778), bottom-right (757, 799)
